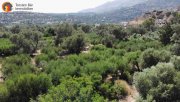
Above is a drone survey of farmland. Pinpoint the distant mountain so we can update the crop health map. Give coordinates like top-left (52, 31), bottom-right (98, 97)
top-left (80, 0), bottom-right (147, 13)
top-left (0, 0), bottom-right (180, 25)
top-left (95, 0), bottom-right (180, 22)
top-left (81, 0), bottom-right (180, 14)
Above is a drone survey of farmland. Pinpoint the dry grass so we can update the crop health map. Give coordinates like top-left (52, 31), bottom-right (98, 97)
top-left (115, 80), bottom-right (132, 95)
top-left (116, 80), bottom-right (139, 102)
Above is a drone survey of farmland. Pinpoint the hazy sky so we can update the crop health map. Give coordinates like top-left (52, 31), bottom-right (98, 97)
top-left (0, 0), bottom-right (113, 13)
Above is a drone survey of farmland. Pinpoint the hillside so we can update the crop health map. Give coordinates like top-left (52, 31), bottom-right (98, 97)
top-left (97, 0), bottom-right (180, 23)
top-left (80, 0), bottom-right (147, 13)
top-left (128, 10), bottom-right (178, 26)
top-left (0, 0), bottom-right (180, 25)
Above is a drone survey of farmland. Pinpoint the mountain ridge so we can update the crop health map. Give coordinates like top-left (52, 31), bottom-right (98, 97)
top-left (0, 0), bottom-right (180, 25)
top-left (80, 0), bottom-right (147, 13)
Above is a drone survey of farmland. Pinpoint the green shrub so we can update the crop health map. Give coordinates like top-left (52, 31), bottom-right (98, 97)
top-left (142, 18), bottom-right (155, 31)
top-left (116, 40), bottom-right (162, 52)
top-left (45, 27), bottom-right (55, 36)
top-left (171, 43), bottom-right (180, 56)
top-left (171, 24), bottom-right (180, 43)
top-left (5, 74), bottom-right (52, 102)
top-left (82, 25), bottom-right (91, 33)
top-left (41, 46), bottom-right (58, 55)
top-left (1, 54), bottom-right (34, 78)
top-left (99, 80), bottom-right (128, 100)
top-left (35, 48), bottom-right (57, 67)
top-left (54, 23), bottom-right (74, 46)
top-left (170, 56), bottom-right (180, 71)
top-left (95, 24), bottom-right (110, 36)
top-left (127, 26), bottom-right (147, 35)
top-left (10, 30), bottom-right (42, 54)
top-left (134, 63), bottom-right (179, 101)
top-left (10, 25), bottom-right (20, 34)
top-left (85, 33), bottom-right (102, 45)
top-left (112, 27), bottom-right (127, 40)
top-left (91, 44), bottom-right (106, 51)
top-left (35, 54), bottom-right (49, 67)
top-left (91, 93), bottom-right (108, 102)
top-left (0, 38), bottom-right (15, 56)
top-left (45, 60), bottom-right (79, 85)
top-left (159, 24), bottom-right (173, 45)
top-left (63, 34), bottom-right (85, 54)
top-left (0, 84), bottom-right (8, 102)
top-left (101, 35), bottom-right (114, 48)
top-left (140, 48), bottom-right (170, 68)
top-left (37, 76), bottom-right (103, 102)
top-left (111, 80), bottom-right (129, 98)
top-left (82, 60), bottom-right (116, 76)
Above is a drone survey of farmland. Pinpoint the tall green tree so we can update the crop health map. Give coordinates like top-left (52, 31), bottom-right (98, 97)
top-left (10, 25), bottom-right (20, 34)
top-left (82, 25), bottom-right (91, 33)
top-left (63, 34), bottom-right (85, 54)
top-left (159, 24), bottom-right (173, 45)
top-left (112, 27), bottom-right (127, 40)
top-left (140, 48), bottom-right (170, 68)
top-left (55, 23), bottom-right (73, 46)
top-left (171, 24), bottom-right (180, 55)
top-left (10, 29), bottom-right (42, 54)
top-left (142, 18), bottom-right (155, 31)
top-left (134, 63), bottom-right (180, 101)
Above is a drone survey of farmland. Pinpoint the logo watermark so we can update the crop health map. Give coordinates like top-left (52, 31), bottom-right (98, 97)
top-left (15, 3), bottom-right (33, 11)
top-left (2, 1), bottom-right (34, 12)
top-left (2, 2), bottom-right (13, 12)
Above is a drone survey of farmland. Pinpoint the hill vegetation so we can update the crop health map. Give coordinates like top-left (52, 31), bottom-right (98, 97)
top-left (0, 10), bottom-right (180, 102)
top-left (1, 0), bottom-right (180, 24)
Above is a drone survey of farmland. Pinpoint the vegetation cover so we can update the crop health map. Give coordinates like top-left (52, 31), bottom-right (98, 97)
top-left (0, 11), bottom-right (180, 102)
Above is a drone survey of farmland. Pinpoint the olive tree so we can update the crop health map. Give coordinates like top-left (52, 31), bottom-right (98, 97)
top-left (10, 29), bottom-right (42, 54)
top-left (112, 27), bottom-right (127, 40)
top-left (142, 18), bottom-right (155, 31)
top-left (10, 25), bottom-right (20, 34)
top-left (82, 25), bottom-right (91, 33)
top-left (55, 23), bottom-right (73, 46)
top-left (171, 24), bottom-right (180, 55)
top-left (134, 63), bottom-right (180, 101)
top-left (63, 34), bottom-right (85, 54)
top-left (140, 48), bottom-right (170, 68)
top-left (159, 24), bottom-right (173, 45)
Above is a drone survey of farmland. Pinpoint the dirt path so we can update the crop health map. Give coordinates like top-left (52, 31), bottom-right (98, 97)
top-left (82, 44), bottom-right (94, 54)
top-left (0, 63), bottom-right (4, 83)
top-left (31, 50), bottom-right (41, 66)
top-left (105, 75), bottom-right (139, 102)
top-left (31, 58), bottom-right (36, 66)
top-left (33, 50), bottom-right (41, 56)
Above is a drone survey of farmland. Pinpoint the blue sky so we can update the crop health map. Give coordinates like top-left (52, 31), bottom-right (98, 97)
top-left (1, 0), bottom-right (113, 13)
